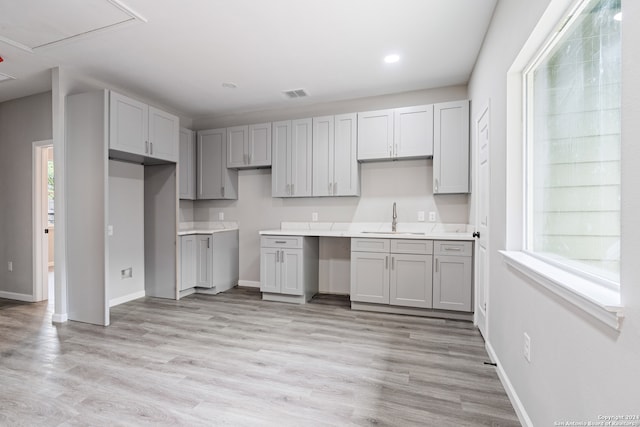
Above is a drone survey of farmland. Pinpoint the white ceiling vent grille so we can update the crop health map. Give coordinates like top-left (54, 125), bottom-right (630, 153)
top-left (282, 89), bottom-right (309, 99)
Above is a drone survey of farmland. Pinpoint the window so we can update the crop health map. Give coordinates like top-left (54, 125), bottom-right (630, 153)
top-left (524, 0), bottom-right (621, 286)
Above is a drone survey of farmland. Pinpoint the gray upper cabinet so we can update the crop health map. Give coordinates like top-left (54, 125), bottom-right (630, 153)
top-left (227, 123), bottom-right (272, 169)
top-left (272, 118), bottom-right (312, 197)
top-left (394, 105), bottom-right (433, 158)
top-left (109, 91), bottom-right (178, 162)
top-left (357, 105), bottom-right (433, 161)
top-left (179, 127), bottom-right (196, 200)
top-left (313, 113), bottom-right (359, 197)
top-left (433, 100), bottom-right (470, 194)
top-left (197, 128), bottom-right (238, 200)
top-left (357, 109), bottom-right (394, 160)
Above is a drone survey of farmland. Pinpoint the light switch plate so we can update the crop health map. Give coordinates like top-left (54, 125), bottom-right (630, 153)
top-left (429, 211), bottom-right (436, 222)
top-left (417, 211), bottom-right (425, 222)
top-left (218, 212), bottom-right (224, 221)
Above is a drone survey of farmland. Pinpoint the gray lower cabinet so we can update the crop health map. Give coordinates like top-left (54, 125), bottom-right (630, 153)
top-left (260, 235), bottom-right (318, 303)
top-left (179, 230), bottom-right (239, 294)
top-left (351, 238), bottom-right (433, 308)
top-left (433, 241), bottom-right (473, 312)
top-left (180, 235), bottom-right (197, 290)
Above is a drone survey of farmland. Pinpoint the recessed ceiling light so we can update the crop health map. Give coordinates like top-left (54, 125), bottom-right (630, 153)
top-left (222, 82), bottom-right (238, 89)
top-left (614, 12), bottom-right (622, 21)
top-left (384, 54), bottom-right (400, 64)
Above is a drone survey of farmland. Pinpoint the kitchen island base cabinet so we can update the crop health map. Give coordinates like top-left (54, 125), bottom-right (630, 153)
top-left (260, 236), bottom-right (319, 303)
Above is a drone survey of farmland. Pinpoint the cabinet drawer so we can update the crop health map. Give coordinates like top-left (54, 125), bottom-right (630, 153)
top-left (390, 239), bottom-right (433, 255)
top-left (261, 235), bottom-right (303, 249)
top-left (434, 240), bottom-right (472, 257)
top-left (351, 238), bottom-right (390, 253)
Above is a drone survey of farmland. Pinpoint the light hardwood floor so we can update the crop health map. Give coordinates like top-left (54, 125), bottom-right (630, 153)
top-left (0, 287), bottom-right (519, 426)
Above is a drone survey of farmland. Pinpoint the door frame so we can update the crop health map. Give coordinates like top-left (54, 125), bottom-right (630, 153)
top-left (474, 101), bottom-right (490, 338)
top-left (32, 139), bottom-right (53, 302)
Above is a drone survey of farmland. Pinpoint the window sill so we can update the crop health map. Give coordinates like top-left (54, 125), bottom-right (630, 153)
top-left (500, 251), bottom-right (623, 330)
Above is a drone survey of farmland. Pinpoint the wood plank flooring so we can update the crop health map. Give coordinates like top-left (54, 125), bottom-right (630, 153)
top-left (0, 287), bottom-right (520, 426)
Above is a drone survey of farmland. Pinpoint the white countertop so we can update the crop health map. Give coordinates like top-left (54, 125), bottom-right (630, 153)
top-left (260, 222), bottom-right (475, 241)
top-left (178, 221), bottom-right (239, 236)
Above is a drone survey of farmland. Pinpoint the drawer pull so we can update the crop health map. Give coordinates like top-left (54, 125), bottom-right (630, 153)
top-left (275, 241), bottom-right (287, 244)
top-left (445, 247), bottom-right (462, 251)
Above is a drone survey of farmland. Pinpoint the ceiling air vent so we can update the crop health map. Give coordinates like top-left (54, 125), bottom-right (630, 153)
top-left (282, 89), bottom-right (309, 99)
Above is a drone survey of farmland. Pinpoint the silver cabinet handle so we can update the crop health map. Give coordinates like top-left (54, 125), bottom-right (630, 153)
top-left (221, 186), bottom-right (225, 198)
top-left (207, 237), bottom-right (210, 249)
top-left (385, 255), bottom-right (389, 269)
top-left (333, 182), bottom-right (337, 195)
top-left (445, 247), bottom-right (462, 251)
top-left (392, 256), bottom-right (395, 270)
top-left (435, 178), bottom-right (439, 193)
top-left (394, 143), bottom-right (398, 157)
top-left (150, 142), bottom-right (153, 155)
top-left (276, 250), bottom-right (279, 263)
top-left (145, 141), bottom-right (149, 154)
top-left (275, 241), bottom-right (286, 244)
top-left (286, 184), bottom-right (291, 195)
top-left (435, 258), bottom-right (439, 273)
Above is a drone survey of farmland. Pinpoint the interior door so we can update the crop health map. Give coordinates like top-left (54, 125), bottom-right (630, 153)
top-left (476, 104), bottom-right (490, 338)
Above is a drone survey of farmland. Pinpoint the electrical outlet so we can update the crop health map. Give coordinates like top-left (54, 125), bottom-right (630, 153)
top-left (523, 332), bottom-right (531, 363)
top-left (121, 267), bottom-right (133, 279)
top-left (312, 212), bottom-right (318, 222)
top-left (417, 211), bottom-right (425, 222)
top-left (8, 261), bottom-right (12, 272)
top-left (429, 211), bottom-right (436, 222)
top-left (218, 212), bottom-right (224, 221)
top-left (107, 225), bottom-right (114, 236)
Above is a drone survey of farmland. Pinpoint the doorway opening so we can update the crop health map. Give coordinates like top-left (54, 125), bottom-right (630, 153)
top-left (32, 140), bottom-right (54, 305)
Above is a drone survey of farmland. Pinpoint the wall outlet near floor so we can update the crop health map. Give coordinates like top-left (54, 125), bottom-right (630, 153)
top-left (429, 211), bottom-right (436, 222)
top-left (417, 211), bottom-right (425, 222)
top-left (121, 267), bottom-right (133, 279)
top-left (218, 212), bottom-right (224, 221)
top-left (524, 332), bottom-right (531, 363)
top-left (312, 212), bottom-right (318, 222)
top-left (8, 261), bottom-right (12, 272)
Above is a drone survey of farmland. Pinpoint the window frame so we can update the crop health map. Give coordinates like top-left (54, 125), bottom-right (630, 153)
top-left (501, 0), bottom-right (623, 330)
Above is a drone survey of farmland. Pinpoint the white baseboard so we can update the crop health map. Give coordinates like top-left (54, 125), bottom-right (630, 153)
top-left (0, 291), bottom-right (33, 302)
top-left (238, 280), bottom-right (260, 288)
top-left (52, 313), bottom-right (68, 323)
top-left (109, 290), bottom-right (146, 307)
top-left (486, 341), bottom-right (533, 427)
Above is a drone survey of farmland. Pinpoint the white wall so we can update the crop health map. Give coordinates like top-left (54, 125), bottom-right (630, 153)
top-left (108, 160), bottom-right (145, 304)
top-left (0, 91), bottom-right (53, 298)
top-left (468, 0), bottom-right (640, 424)
top-left (191, 86), bottom-right (470, 283)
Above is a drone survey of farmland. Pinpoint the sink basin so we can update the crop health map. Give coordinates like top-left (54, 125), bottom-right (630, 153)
top-left (361, 231), bottom-right (425, 236)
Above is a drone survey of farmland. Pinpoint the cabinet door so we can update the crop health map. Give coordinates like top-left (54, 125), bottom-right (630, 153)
top-left (433, 100), bottom-right (470, 194)
top-left (290, 118), bottom-right (313, 197)
top-left (390, 254), bottom-right (433, 308)
top-left (350, 251), bottom-right (390, 304)
top-left (198, 129), bottom-right (238, 200)
top-left (260, 247), bottom-right (280, 293)
top-left (281, 249), bottom-right (303, 295)
top-left (394, 105), bottom-right (433, 159)
top-left (312, 115), bottom-right (334, 197)
top-left (272, 121), bottom-right (291, 197)
top-left (109, 91), bottom-right (148, 156)
top-left (227, 125), bottom-right (249, 168)
top-left (433, 255), bottom-right (472, 312)
top-left (196, 235), bottom-right (213, 288)
top-left (179, 128), bottom-right (196, 200)
top-left (148, 106), bottom-right (179, 161)
top-left (180, 236), bottom-right (197, 290)
top-left (333, 113), bottom-right (359, 196)
top-left (357, 109), bottom-right (393, 160)
top-left (248, 123), bottom-right (272, 167)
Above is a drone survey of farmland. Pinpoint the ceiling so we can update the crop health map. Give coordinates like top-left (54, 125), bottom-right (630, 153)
top-left (0, 0), bottom-right (497, 119)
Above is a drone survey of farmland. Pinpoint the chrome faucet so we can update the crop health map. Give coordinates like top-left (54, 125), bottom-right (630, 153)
top-left (392, 202), bottom-right (398, 232)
